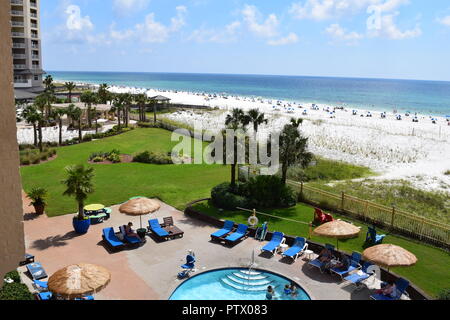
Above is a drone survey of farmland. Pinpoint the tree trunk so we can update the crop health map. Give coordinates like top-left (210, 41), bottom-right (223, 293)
top-left (230, 164), bottom-right (236, 187)
top-left (87, 105), bottom-right (92, 128)
top-left (117, 110), bottom-right (121, 129)
top-left (38, 122), bottom-right (43, 152)
top-left (281, 162), bottom-right (288, 185)
top-left (32, 123), bottom-right (38, 147)
top-left (78, 119), bottom-right (82, 143)
top-left (77, 201), bottom-right (84, 220)
top-left (153, 103), bottom-right (157, 123)
top-left (59, 118), bottom-right (63, 146)
top-left (95, 117), bottom-right (98, 134)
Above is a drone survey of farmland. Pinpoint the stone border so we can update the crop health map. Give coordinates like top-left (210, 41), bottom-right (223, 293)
top-left (185, 198), bottom-right (432, 300)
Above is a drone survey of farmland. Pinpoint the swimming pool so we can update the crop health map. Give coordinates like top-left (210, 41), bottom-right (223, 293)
top-left (169, 268), bottom-right (311, 300)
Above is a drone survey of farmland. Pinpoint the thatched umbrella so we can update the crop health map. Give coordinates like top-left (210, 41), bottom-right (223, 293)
top-left (48, 263), bottom-right (111, 299)
top-left (119, 197), bottom-right (160, 229)
top-left (363, 244), bottom-right (417, 271)
top-left (313, 220), bottom-right (361, 250)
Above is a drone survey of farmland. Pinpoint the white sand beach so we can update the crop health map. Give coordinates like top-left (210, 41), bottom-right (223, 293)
top-left (48, 81), bottom-right (450, 193)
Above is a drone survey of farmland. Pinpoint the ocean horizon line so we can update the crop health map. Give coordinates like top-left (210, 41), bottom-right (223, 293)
top-left (46, 70), bottom-right (450, 84)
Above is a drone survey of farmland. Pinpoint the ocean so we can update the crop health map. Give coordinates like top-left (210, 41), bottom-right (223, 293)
top-left (48, 71), bottom-right (450, 116)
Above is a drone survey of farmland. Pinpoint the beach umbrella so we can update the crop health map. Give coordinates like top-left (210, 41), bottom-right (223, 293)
top-left (119, 197), bottom-right (160, 229)
top-left (48, 263), bottom-right (111, 299)
top-left (313, 220), bottom-right (361, 250)
top-left (362, 244), bottom-right (417, 271)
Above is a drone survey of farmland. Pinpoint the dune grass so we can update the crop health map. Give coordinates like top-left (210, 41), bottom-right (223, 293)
top-left (20, 128), bottom-right (229, 216)
top-left (193, 200), bottom-right (450, 298)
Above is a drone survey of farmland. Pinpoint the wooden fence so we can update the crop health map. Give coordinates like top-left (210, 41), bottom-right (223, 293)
top-left (288, 180), bottom-right (450, 249)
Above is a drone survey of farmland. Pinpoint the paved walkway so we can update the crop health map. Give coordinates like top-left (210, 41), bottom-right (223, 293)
top-left (21, 193), bottom-right (378, 300)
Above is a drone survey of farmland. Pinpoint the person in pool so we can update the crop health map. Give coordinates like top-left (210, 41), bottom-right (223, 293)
top-left (290, 282), bottom-right (298, 298)
top-left (284, 284), bottom-right (292, 295)
top-left (266, 286), bottom-right (277, 300)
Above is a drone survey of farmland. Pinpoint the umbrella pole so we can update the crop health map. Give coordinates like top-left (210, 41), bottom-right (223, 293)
top-left (140, 215), bottom-right (143, 229)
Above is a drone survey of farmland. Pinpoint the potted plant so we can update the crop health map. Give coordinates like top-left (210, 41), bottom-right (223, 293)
top-left (26, 187), bottom-right (48, 215)
top-left (62, 164), bottom-right (95, 234)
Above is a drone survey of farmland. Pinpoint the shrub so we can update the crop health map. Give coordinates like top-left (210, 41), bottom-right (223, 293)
top-left (243, 175), bottom-right (297, 208)
top-left (211, 182), bottom-right (250, 210)
top-left (437, 289), bottom-right (450, 300)
top-left (5, 271), bottom-right (21, 283)
top-left (89, 149), bottom-right (121, 163)
top-left (133, 151), bottom-right (173, 165)
top-left (0, 283), bottom-right (34, 300)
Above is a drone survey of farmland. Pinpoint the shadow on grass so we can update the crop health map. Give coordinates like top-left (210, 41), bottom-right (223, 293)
top-left (30, 231), bottom-right (82, 250)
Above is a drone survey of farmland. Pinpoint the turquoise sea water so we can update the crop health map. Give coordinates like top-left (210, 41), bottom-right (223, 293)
top-left (49, 71), bottom-right (450, 116)
top-left (169, 268), bottom-right (311, 301)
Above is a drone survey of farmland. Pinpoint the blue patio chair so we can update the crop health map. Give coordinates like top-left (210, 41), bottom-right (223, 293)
top-left (371, 278), bottom-right (410, 300)
top-left (224, 224), bottom-right (249, 246)
top-left (147, 219), bottom-right (170, 241)
top-left (181, 255), bottom-right (196, 270)
top-left (26, 262), bottom-right (48, 280)
top-left (308, 244), bottom-right (336, 272)
top-left (366, 226), bottom-right (386, 245)
top-left (282, 237), bottom-right (308, 262)
top-left (211, 220), bottom-right (235, 241)
top-left (261, 232), bottom-right (285, 256)
top-left (37, 291), bottom-right (53, 300)
top-left (33, 280), bottom-right (48, 291)
top-left (331, 252), bottom-right (362, 280)
top-left (102, 227), bottom-right (125, 249)
top-left (75, 295), bottom-right (95, 300)
top-left (343, 262), bottom-right (374, 291)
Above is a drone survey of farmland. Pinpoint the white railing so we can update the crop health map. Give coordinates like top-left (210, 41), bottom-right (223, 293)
top-left (11, 11), bottom-right (24, 16)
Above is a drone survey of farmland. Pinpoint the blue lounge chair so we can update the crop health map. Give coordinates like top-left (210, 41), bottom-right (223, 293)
top-left (181, 255), bottom-right (196, 270)
top-left (75, 295), bottom-right (95, 300)
top-left (102, 227), bottom-right (125, 249)
top-left (33, 280), bottom-right (48, 291)
top-left (211, 220), bottom-right (235, 241)
top-left (308, 244), bottom-right (336, 271)
top-left (282, 237), bottom-right (308, 262)
top-left (148, 219), bottom-right (170, 241)
top-left (343, 262), bottom-right (374, 291)
top-left (366, 226), bottom-right (386, 245)
top-left (26, 262), bottom-right (48, 280)
top-left (224, 224), bottom-right (249, 246)
top-left (331, 252), bottom-right (362, 280)
top-left (119, 225), bottom-right (142, 245)
top-left (37, 291), bottom-right (53, 300)
top-left (261, 232), bottom-right (285, 256)
top-left (371, 278), bottom-right (410, 300)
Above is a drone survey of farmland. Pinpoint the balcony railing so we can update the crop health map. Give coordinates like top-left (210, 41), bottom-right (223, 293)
top-left (11, 10), bottom-right (24, 16)
top-left (11, 21), bottom-right (24, 26)
top-left (32, 55), bottom-right (39, 60)
top-left (12, 43), bottom-right (26, 48)
top-left (13, 54), bottom-right (26, 59)
top-left (31, 23), bottom-right (38, 28)
top-left (30, 12), bottom-right (37, 18)
top-left (14, 79), bottom-right (29, 84)
top-left (11, 32), bottom-right (25, 37)
top-left (14, 64), bottom-right (27, 69)
top-left (30, 2), bottom-right (37, 8)
top-left (31, 34), bottom-right (38, 39)
top-left (11, 0), bottom-right (23, 5)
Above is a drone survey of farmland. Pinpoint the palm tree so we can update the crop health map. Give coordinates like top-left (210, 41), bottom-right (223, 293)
top-left (66, 103), bottom-right (76, 128)
top-left (97, 83), bottom-right (110, 104)
top-left (112, 94), bottom-right (125, 129)
top-left (33, 95), bottom-right (48, 152)
top-left (70, 105), bottom-right (83, 143)
top-left (225, 108), bottom-right (251, 187)
top-left (64, 82), bottom-right (76, 103)
top-left (51, 108), bottom-right (66, 146)
top-left (80, 91), bottom-right (98, 128)
top-left (279, 123), bottom-right (313, 184)
top-left (21, 105), bottom-right (40, 147)
top-left (290, 118), bottom-right (304, 128)
top-left (62, 165), bottom-right (95, 221)
top-left (247, 108), bottom-right (268, 139)
top-left (135, 93), bottom-right (148, 122)
top-left (44, 75), bottom-right (55, 94)
top-left (122, 93), bottom-right (133, 128)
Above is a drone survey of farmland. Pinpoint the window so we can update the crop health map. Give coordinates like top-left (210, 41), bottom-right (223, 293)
top-left (34, 75), bottom-right (39, 81)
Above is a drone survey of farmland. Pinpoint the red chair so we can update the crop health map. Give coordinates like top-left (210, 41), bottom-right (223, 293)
top-left (314, 208), bottom-right (334, 225)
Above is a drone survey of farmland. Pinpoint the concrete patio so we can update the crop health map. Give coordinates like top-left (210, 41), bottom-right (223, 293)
top-left (21, 194), bottom-right (381, 300)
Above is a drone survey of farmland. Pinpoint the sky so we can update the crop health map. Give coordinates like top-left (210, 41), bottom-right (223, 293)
top-left (40, 0), bottom-right (450, 81)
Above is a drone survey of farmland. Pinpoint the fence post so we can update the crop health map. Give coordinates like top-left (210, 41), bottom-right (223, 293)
top-left (391, 207), bottom-right (396, 229)
top-left (341, 192), bottom-right (345, 212)
top-left (364, 201), bottom-right (369, 221)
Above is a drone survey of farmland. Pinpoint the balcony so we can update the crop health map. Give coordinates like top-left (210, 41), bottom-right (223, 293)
top-left (13, 54), bottom-right (26, 59)
top-left (11, 10), bottom-right (24, 16)
top-left (30, 12), bottom-right (37, 18)
top-left (11, 32), bottom-right (25, 38)
top-left (31, 23), bottom-right (38, 29)
top-left (11, 21), bottom-right (24, 27)
top-left (32, 55), bottom-right (39, 60)
top-left (12, 43), bottom-right (26, 48)
top-left (31, 34), bottom-right (38, 39)
top-left (11, 0), bottom-right (23, 4)
top-left (30, 2), bottom-right (37, 8)
top-left (14, 64), bottom-right (27, 70)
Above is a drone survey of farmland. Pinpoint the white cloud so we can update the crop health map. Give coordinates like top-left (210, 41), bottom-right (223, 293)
top-left (65, 5), bottom-right (93, 31)
top-left (267, 33), bottom-right (299, 46)
top-left (437, 15), bottom-right (450, 27)
top-left (113, 0), bottom-right (150, 15)
top-left (325, 23), bottom-right (363, 44)
top-left (188, 21), bottom-right (241, 43)
top-left (289, 0), bottom-right (409, 21)
top-left (369, 13), bottom-right (421, 39)
top-left (242, 4), bottom-right (280, 38)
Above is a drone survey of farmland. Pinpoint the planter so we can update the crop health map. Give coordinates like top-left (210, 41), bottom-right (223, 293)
top-left (33, 204), bottom-right (45, 215)
top-left (73, 217), bottom-right (91, 234)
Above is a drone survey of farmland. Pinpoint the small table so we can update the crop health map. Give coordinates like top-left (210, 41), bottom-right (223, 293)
top-left (164, 226), bottom-right (184, 239)
top-left (278, 244), bottom-right (289, 254)
top-left (304, 250), bottom-right (314, 261)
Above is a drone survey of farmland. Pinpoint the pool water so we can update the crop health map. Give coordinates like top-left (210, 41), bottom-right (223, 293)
top-left (169, 268), bottom-right (311, 300)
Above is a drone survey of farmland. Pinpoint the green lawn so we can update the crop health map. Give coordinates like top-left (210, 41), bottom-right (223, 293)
top-left (192, 201), bottom-right (450, 298)
top-left (21, 128), bottom-right (229, 216)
